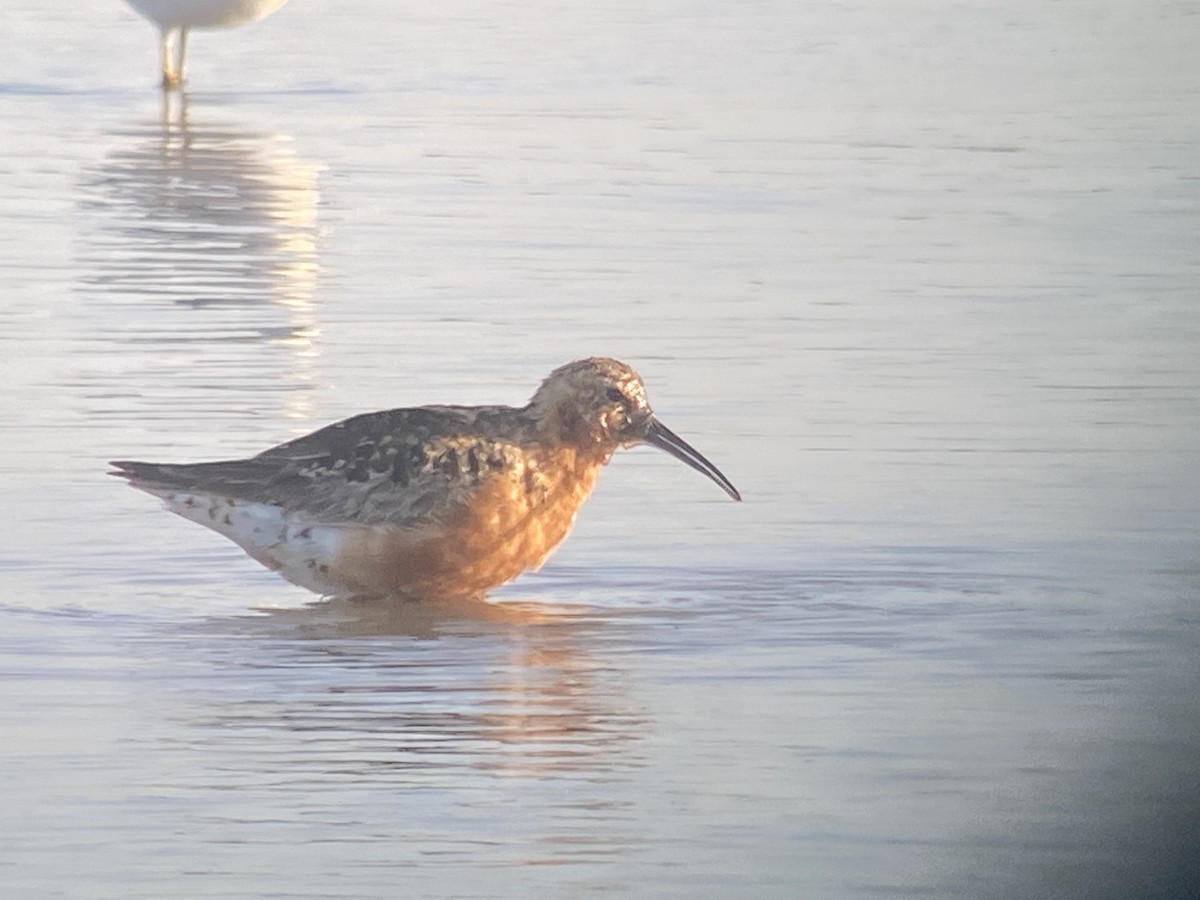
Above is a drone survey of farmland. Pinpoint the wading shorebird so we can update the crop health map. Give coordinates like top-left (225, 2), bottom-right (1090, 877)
top-left (123, 0), bottom-right (291, 88)
top-left (111, 358), bottom-right (741, 600)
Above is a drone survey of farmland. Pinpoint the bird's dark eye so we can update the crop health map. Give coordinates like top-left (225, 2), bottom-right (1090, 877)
top-left (605, 387), bottom-right (626, 404)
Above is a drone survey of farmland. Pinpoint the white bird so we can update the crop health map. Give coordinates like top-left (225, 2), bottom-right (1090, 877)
top-left (123, 0), bottom-right (291, 88)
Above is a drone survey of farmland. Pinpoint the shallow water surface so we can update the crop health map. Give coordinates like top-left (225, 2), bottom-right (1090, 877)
top-left (2, 1), bottom-right (1199, 897)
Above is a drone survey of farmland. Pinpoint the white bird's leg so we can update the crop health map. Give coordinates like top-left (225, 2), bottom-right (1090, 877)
top-left (159, 28), bottom-right (173, 88)
top-left (177, 27), bottom-right (190, 87)
top-left (160, 27), bottom-right (182, 89)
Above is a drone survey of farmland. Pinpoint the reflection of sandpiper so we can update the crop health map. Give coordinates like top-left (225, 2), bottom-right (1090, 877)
top-left (112, 358), bottom-right (741, 600)
top-left (205, 599), bottom-right (645, 780)
top-left (123, 0), bottom-right (291, 88)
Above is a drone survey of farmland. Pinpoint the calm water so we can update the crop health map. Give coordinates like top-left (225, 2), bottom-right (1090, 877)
top-left (3, 1), bottom-right (1199, 897)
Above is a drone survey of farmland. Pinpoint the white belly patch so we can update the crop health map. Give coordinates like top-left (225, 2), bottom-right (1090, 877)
top-left (154, 489), bottom-right (350, 596)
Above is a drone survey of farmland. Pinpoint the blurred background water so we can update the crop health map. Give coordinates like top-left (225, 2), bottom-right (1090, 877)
top-left (2, 1), bottom-right (1198, 897)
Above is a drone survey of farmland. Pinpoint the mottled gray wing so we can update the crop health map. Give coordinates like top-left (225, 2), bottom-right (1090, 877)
top-left (112, 405), bottom-right (530, 527)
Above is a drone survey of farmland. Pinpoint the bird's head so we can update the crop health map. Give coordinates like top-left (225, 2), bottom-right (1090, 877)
top-left (529, 357), bottom-right (741, 501)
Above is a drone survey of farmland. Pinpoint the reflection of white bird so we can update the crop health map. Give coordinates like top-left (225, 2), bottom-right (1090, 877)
top-left (124, 0), bottom-right (291, 88)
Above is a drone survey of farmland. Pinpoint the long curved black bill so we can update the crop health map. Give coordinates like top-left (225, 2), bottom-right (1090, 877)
top-left (644, 418), bottom-right (742, 501)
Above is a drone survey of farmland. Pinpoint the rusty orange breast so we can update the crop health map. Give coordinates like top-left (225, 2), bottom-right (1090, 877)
top-left (329, 445), bottom-right (608, 599)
